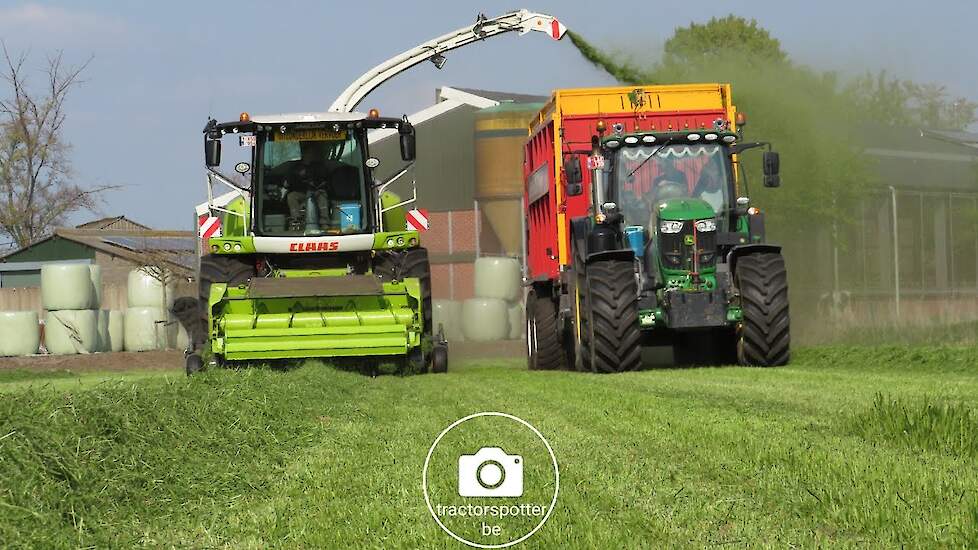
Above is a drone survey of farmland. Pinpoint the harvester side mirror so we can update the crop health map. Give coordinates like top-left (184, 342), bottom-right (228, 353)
top-left (399, 133), bottom-right (416, 161)
top-left (762, 151), bottom-right (780, 188)
top-left (564, 155), bottom-right (583, 196)
top-left (205, 139), bottom-right (221, 167)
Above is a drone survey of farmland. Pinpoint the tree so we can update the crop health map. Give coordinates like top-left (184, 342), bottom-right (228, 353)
top-left (662, 15), bottom-right (787, 67)
top-left (0, 43), bottom-right (114, 249)
top-left (845, 70), bottom-right (978, 130)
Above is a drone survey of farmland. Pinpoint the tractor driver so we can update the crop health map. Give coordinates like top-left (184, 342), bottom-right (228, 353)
top-left (283, 140), bottom-right (333, 227)
top-left (646, 168), bottom-right (688, 233)
top-left (692, 156), bottom-right (726, 213)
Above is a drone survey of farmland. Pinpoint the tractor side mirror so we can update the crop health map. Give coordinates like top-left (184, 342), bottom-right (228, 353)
top-left (564, 155), bottom-right (583, 196)
top-left (762, 151), bottom-right (781, 188)
top-left (205, 139), bottom-right (221, 167)
top-left (399, 133), bottom-right (416, 161)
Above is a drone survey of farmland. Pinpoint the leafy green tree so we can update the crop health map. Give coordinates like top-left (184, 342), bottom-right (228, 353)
top-left (662, 15), bottom-right (787, 68)
top-left (845, 70), bottom-right (977, 130)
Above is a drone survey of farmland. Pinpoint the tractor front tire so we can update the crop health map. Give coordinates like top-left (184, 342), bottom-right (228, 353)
top-left (526, 290), bottom-right (566, 371)
top-left (735, 252), bottom-right (790, 366)
top-left (583, 259), bottom-right (642, 373)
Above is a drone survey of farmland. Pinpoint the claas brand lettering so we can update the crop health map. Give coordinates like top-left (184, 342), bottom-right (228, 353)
top-left (290, 241), bottom-right (340, 252)
top-left (523, 84), bottom-right (790, 372)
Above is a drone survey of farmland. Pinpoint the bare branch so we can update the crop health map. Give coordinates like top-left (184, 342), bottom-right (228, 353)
top-left (0, 44), bottom-right (105, 248)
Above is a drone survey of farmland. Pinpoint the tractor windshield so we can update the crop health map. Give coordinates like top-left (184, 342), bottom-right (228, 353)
top-left (255, 128), bottom-right (367, 236)
top-left (613, 143), bottom-right (732, 229)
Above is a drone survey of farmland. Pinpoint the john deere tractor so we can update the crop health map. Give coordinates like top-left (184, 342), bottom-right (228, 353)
top-left (178, 111), bottom-right (447, 375)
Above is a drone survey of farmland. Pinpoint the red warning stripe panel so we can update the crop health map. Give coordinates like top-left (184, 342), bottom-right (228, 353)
top-left (199, 216), bottom-right (222, 239)
top-left (405, 208), bottom-right (429, 231)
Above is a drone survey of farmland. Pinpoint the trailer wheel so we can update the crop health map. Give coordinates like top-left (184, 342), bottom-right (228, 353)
top-left (526, 290), bottom-right (565, 370)
top-left (583, 259), bottom-right (642, 373)
top-left (735, 252), bottom-right (790, 366)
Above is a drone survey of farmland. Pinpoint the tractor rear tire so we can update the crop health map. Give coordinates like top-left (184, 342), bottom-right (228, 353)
top-left (526, 290), bottom-right (566, 371)
top-left (735, 252), bottom-right (790, 366)
top-left (583, 259), bottom-right (642, 373)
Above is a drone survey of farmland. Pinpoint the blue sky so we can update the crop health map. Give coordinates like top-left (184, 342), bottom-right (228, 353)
top-left (1, 1), bottom-right (976, 229)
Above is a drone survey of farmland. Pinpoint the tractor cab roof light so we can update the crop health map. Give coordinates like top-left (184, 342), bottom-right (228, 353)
top-left (641, 135), bottom-right (656, 143)
top-left (623, 136), bottom-right (639, 145)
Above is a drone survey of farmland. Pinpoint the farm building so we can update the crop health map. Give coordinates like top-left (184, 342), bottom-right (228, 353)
top-left (369, 86), bottom-right (546, 301)
top-left (0, 216), bottom-right (194, 311)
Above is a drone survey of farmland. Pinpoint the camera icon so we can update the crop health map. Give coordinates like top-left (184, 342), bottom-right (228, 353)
top-left (458, 447), bottom-right (524, 497)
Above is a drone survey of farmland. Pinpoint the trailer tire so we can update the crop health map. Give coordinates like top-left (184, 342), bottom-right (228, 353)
top-left (735, 252), bottom-right (790, 366)
top-left (583, 259), bottom-right (642, 373)
top-left (526, 290), bottom-right (565, 371)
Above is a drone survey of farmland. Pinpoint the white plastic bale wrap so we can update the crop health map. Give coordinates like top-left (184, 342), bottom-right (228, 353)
top-left (41, 264), bottom-right (96, 310)
top-left (507, 302), bottom-right (524, 340)
top-left (0, 311), bottom-right (40, 356)
top-left (127, 268), bottom-right (176, 309)
top-left (432, 299), bottom-right (464, 342)
top-left (88, 265), bottom-right (102, 308)
top-left (124, 307), bottom-right (169, 351)
top-left (108, 310), bottom-right (125, 352)
top-left (461, 298), bottom-right (509, 342)
top-left (96, 309), bottom-right (110, 351)
top-left (44, 310), bottom-right (98, 355)
top-left (474, 257), bottom-right (521, 301)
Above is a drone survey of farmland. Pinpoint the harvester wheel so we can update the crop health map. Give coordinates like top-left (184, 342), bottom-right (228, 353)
top-left (375, 249), bottom-right (433, 372)
top-left (186, 354), bottom-right (203, 376)
top-left (735, 252), bottom-right (790, 366)
top-left (583, 259), bottom-right (642, 373)
top-left (431, 345), bottom-right (448, 373)
top-left (526, 290), bottom-right (566, 370)
top-left (198, 254), bottom-right (254, 305)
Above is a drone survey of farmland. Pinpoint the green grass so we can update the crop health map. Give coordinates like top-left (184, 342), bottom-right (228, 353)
top-left (1, 346), bottom-right (977, 547)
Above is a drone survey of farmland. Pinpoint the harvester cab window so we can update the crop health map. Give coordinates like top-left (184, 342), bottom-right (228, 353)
top-left (615, 143), bottom-right (731, 229)
top-left (256, 130), bottom-right (366, 236)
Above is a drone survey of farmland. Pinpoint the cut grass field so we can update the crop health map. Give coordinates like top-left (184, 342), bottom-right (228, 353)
top-left (1, 345), bottom-right (977, 548)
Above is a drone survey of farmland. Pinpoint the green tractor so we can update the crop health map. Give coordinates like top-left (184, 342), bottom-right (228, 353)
top-left (563, 129), bottom-right (790, 371)
top-left (177, 111), bottom-right (447, 375)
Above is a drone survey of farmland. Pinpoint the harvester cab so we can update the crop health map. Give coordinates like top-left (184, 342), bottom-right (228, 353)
top-left (185, 110), bottom-right (446, 374)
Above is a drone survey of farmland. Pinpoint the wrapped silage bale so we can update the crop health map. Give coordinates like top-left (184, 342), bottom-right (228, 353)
top-left (432, 299), bottom-right (464, 343)
top-left (507, 302), bottom-right (524, 340)
top-left (462, 298), bottom-right (509, 342)
top-left (96, 309), bottom-right (109, 351)
top-left (88, 264), bottom-right (102, 308)
top-left (474, 257), bottom-right (521, 302)
top-left (0, 311), bottom-right (40, 356)
top-left (124, 307), bottom-right (169, 351)
top-left (41, 264), bottom-right (96, 310)
top-left (127, 268), bottom-right (176, 309)
top-left (108, 310), bottom-right (125, 352)
top-left (45, 310), bottom-right (98, 355)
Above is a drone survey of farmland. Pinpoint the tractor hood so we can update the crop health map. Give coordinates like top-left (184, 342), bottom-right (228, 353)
top-left (657, 197), bottom-right (716, 221)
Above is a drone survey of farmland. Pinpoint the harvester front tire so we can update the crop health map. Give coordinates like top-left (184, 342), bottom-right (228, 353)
top-left (376, 249), bottom-right (433, 372)
top-left (583, 259), bottom-right (642, 373)
top-left (735, 252), bottom-right (790, 366)
top-left (526, 290), bottom-right (565, 371)
top-left (198, 254), bottom-right (254, 305)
